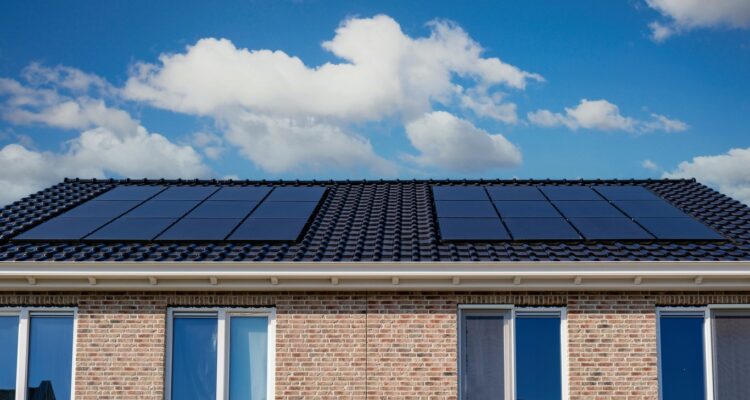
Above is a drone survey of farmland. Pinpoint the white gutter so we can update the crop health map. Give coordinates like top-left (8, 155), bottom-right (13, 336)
top-left (0, 260), bottom-right (749, 291)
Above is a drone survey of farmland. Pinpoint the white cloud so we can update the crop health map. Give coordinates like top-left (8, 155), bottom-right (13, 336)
top-left (527, 99), bottom-right (688, 133)
top-left (404, 111), bottom-right (521, 171)
top-left (663, 147), bottom-right (750, 205)
top-left (123, 15), bottom-right (539, 173)
top-left (645, 0), bottom-right (750, 42)
top-left (641, 159), bottom-right (660, 171)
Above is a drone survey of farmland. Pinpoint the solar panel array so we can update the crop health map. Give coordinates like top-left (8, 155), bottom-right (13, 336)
top-left (14, 185), bottom-right (326, 242)
top-left (433, 185), bottom-right (723, 242)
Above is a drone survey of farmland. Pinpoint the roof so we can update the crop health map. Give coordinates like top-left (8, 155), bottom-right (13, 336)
top-left (1, 178), bottom-right (749, 263)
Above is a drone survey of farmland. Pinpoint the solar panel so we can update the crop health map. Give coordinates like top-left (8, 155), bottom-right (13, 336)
top-left (94, 186), bottom-right (165, 201)
top-left (186, 201), bottom-right (258, 219)
top-left (125, 200), bottom-right (200, 218)
top-left (151, 186), bottom-right (219, 201)
top-left (434, 201), bottom-right (498, 218)
top-left (553, 201), bottom-right (625, 218)
top-left (85, 218), bottom-right (177, 241)
top-left (569, 218), bottom-right (654, 240)
top-left (208, 186), bottom-right (272, 201)
top-left (15, 217), bottom-right (112, 241)
top-left (613, 200), bottom-right (689, 218)
top-left (486, 186), bottom-right (546, 201)
top-left (493, 201), bottom-right (561, 218)
top-left (432, 186), bottom-right (488, 201)
top-left (593, 186), bottom-right (661, 201)
top-left (156, 218), bottom-right (242, 241)
top-left (229, 218), bottom-right (309, 241)
top-left (503, 218), bottom-right (581, 240)
top-left (539, 186), bottom-right (603, 201)
top-left (250, 201), bottom-right (318, 219)
top-left (437, 218), bottom-right (510, 241)
top-left (61, 200), bottom-right (141, 218)
top-left (265, 186), bottom-right (327, 202)
top-left (635, 218), bottom-right (724, 240)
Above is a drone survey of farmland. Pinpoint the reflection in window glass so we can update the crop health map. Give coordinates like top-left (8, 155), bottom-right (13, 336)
top-left (171, 316), bottom-right (217, 400)
top-left (0, 316), bottom-right (19, 397)
top-left (659, 315), bottom-right (705, 400)
top-left (229, 316), bottom-right (268, 400)
top-left (516, 314), bottom-right (562, 400)
top-left (714, 313), bottom-right (750, 399)
top-left (460, 313), bottom-right (505, 400)
top-left (26, 314), bottom-right (74, 400)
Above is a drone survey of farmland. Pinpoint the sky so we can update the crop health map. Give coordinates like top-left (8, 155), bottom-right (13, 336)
top-left (0, 0), bottom-right (749, 205)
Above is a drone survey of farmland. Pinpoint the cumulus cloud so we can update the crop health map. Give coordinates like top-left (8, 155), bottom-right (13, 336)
top-left (641, 159), bottom-right (660, 171)
top-left (527, 99), bottom-right (688, 133)
top-left (0, 66), bottom-right (210, 205)
top-left (123, 15), bottom-right (539, 173)
top-left (663, 147), bottom-right (750, 205)
top-left (404, 111), bottom-right (521, 171)
top-left (645, 0), bottom-right (750, 42)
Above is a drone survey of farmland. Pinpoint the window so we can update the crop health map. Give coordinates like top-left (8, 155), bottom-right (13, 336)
top-left (657, 306), bottom-right (750, 400)
top-left (166, 308), bottom-right (275, 400)
top-left (458, 306), bottom-right (567, 400)
top-left (0, 308), bottom-right (76, 400)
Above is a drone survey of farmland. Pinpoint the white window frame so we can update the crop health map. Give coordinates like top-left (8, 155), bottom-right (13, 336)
top-left (458, 305), bottom-right (568, 400)
top-left (165, 307), bottom-right (276, 400)
top-left (0, 307), bottom-right (78, 400)
top-left (657, 305), bottom-right (750, 400)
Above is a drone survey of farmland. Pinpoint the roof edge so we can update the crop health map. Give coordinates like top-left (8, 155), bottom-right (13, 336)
top-left (60, 177), bottom-right (698, 185)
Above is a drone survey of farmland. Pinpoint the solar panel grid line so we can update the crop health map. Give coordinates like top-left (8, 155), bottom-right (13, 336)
top-left (223, 186), bottom-right (278, 241)
top-left (531, 186), bottom-right (587, 241)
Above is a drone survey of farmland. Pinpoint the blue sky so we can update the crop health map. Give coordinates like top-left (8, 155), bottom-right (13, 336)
top-left (0, 0), bottom-right (749, 205)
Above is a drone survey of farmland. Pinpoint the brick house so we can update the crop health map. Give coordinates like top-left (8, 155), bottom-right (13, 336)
top-left (0, 178), bottom-right (749, 400)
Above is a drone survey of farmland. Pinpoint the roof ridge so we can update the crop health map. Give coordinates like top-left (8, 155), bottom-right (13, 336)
top-left (61, 177), bottom-right (698, 185)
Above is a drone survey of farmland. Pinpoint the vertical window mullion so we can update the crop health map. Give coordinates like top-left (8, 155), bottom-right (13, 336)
top-left (216, 310), bottom-right (227, 400)
top-left (15, 309), bottom-right (29, 400)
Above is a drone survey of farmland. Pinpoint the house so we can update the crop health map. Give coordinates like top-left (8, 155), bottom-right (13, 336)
top-left (0, 178), bottom-right (749, 400)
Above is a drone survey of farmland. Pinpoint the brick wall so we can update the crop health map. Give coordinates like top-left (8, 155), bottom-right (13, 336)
top-left (2, 291), bottom-right (750, 399)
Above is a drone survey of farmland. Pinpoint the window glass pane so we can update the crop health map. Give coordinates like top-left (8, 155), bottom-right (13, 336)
top-left (714, 313), bottom-right (750, 400)
top-left (516, 314), bottom-right (562, 400)
top-left (0, 316), bottom-right (18, 397)
top-left (659, 315), bottom-right (705, 400)
top-left (229, 316), bottom-right (269, 400)
top-left (27, 314), bottom-right (74, 400)
top-left (461, 313), bottom-right (504, 400)
top-left (171, 316), bottom-right (217, 400)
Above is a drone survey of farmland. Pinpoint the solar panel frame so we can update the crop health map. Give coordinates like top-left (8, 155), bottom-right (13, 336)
top-left (14, 217), bottom-right (112, 241)
top-left (486, 186), bottom-right (546, 201)
top-left (493, 201), bottom-right (562, 218)
top-left (568, 217), bottom-right (654, 240)
top-left (434, 201), bottom-right (498, 218)
top-left (265, 186), bottom-right (327, 202)
top-left (208, 187), bottom-right (273, 201)
top-left (185, 201), bottom-right (259, 219)
top-left (503, 218), bottom-right (581, 240)
top-left (151, 186), bottom-right (220, 201)
top-left (124, 200), bottom-right (200, 218)
top-left (61, 200), bottom-right (142, 218)
top-left (593, 185), bottom-right (662, 201)
top-left (85, 218), bottom-right (177, 241)
top-left (635, 217), bottom-right (724, 240)
top-left (94, 186), bottom-right (165, 201)
top-left (156, 218), bottom-right (242, 241)
top-left (432, 186), bottom-right (489, 201)
top-left (437, 217), bottom-right (510, 241)
top-left (228, 218), bottom-right (310, 241)
top-left (553, 201), bottom-right (625, 218)
top-left (612, 200), bottom-right (690, 218)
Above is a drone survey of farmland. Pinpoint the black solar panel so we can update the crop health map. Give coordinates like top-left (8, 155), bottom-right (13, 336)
top-left (539, 186), bottom-right (603, 201)
top-left (86, 218), bottom-right (177, 241)
top-left (553, 201), bottom-right (624, 218)
top-left (593, 185), bottom-right (661, 201)
top-left (434, 201), bottom-right (498, 218)
top-left (432, 186), bottom-right (489, 201)
top-left (486, 186), bottom-right (545, 201)
top-left (15, 217), bottom-right (112, 241)
top-left (503, 218), bottom-right (581, 240)
top-left (94, 186), bottom-right (165, 201)
top-left (636, 218), bottom-right (723, 240)
top-left (612, 200), bottom-right (689, 218)
top-left (265, 186), bottom-right (327, 202)
top-left (152, 186), bottom-right (219, 201)
top-left (208, 187), bottom-right (272, 201)
top-left (250, 201), bottom-right (319, 219)
top-left (156, 218), bottom-right (242, 241)
top-left (125, 200), bottom-right (200, 218)
top-left (186, 201), bottom-right (258, 219)
top-left (61, 200), bottom-right (141, 218)
top-left (569, 218), bottom-right (654, 240)
top-left (493, 201), bottom-right (561, 218)
top-left (437, 217), bottom-right (510, 241)
top-left (229, 218), bottom-right (309, 241)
